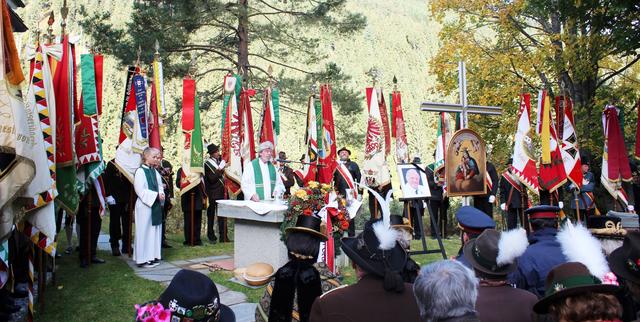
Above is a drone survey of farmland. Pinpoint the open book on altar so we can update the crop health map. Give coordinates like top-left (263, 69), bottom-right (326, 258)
top-left (217, 199), bottom-right (288, 215)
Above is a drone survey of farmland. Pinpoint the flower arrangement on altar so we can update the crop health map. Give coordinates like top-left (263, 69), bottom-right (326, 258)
top-left (280, 181), bottom-right (350, 241)
top-left (134, 302), bottom-right (171, 322)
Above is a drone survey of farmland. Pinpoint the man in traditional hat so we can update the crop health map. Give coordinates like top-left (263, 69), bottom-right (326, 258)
top-left (390, 215), bottom-right (420, 283)
top-left (499, 158), bottom-right (528, 229)
top-left (277, 151), bottom-right (296, 198)
top-left (104, 158), bottom-right (133, 256)
top-left (333, 147), bottom-right (362, 237)
top-left (608, 231), bottom-right (640, 320)
top-left (464, 229), bottom-right (537, 321)
top-left (241, 141), bottom-right (285, 201)
top-left (508, 205), bottom-right (568, 298)
top-left (204, 143), bottom-right (227, 243)
top-left (566, 158), bottom-right (596, 220)
top-left (309, 219), bottom-right (421, 322)
top-left (454, 206), bottom-right (496, 268)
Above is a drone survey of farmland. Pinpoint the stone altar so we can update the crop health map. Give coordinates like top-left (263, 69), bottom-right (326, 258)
top-left (217, 200), bottom-right (288, 270)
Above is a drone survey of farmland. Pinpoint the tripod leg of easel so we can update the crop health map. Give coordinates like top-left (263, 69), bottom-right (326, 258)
top-left (427, 201), bottom-right (447, 259)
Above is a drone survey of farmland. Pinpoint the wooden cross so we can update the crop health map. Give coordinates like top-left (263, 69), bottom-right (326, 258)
top-left (420, 62), bottom-right (502, 129)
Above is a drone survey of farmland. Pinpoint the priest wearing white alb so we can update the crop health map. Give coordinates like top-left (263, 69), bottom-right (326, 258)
top-left (241, 141), bottom-right (285, 201)
top-left (133, 147), bottom-right (164, 268)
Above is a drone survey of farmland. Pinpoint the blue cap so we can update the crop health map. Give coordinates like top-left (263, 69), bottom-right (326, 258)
top-left (455, 206), bottom-right (496, 235)
top-left (525, 205), bottom-right (560, 220)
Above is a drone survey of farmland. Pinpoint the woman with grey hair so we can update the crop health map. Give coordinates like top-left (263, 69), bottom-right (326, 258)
top-left (413, 260), bottom-right (479, 322)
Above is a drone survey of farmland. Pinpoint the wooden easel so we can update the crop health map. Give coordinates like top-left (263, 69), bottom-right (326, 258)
top-left (401, 197), bottom-right (447, 259)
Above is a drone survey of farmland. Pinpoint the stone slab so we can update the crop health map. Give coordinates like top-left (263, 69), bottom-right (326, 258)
top-left (218, 202), bottom-right (286, 223)
top-left (229, 303), bottom-right (258, 322)
top-left (220, 289), bottom-right (248, 306)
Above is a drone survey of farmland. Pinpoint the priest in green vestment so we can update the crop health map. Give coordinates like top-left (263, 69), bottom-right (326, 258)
top-left (241, 141), bottom-right (285, 201)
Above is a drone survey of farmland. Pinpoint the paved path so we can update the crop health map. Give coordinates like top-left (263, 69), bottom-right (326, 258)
top-left (97, 233), bottom-right (258, 322)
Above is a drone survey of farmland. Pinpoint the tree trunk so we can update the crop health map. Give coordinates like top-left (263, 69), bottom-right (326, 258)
top-left (237, 0), bottom-right (250, 81)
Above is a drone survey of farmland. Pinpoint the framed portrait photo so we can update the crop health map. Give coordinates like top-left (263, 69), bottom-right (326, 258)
top-left (397, 164), bottom-right (431, 199)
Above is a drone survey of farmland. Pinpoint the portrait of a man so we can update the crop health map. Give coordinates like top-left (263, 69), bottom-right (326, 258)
top-left (397, 165), bottom-right (431, 199)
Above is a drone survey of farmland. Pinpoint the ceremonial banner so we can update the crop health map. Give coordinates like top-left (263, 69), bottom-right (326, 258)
top-left (511, 93), bottom-right (539, 193)
top-left (75, 54), bottom-right (107, 216)
top-left (318, 84), bottom-right (337, 184)
top-left (148, 81), bottom-right (161, 149)
top-left (635, 100), bottom-right (640, 160)
top-left (53, 35), bottom-right (79, 214)
top-left (114, 69), bottom-right (144, 182)
top-left (363, 87), bottom-right (391, 188)
top-left (536, 91), bottom-right (567, 192)
top-left (601, 105), bottom-right (632, 206)
top-left (258, 87), bottom-right (277, 157)
top-left (180, 77), bottom-right (203, 193)
top-left (221, 74), bottom-right (243, 197)
top-left (390, 91), bottom-right (408, 163)
top-left (559, 95), bottom-right (583, 188)
top-left (378, 89), bottom-right (391, 156)
top-left (0, 6), bottom-right (34, 218)
top-left (152, 59), bottom-right (165, 138)
top-left (239, 87), bottom-right (256, 165)
top-left (294, 96), bottom-right (319, 184)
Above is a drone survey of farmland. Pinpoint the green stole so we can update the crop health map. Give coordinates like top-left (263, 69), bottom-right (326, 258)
top-left (252, 159), bottom-right (276, 200)
top-left (142, 166), bottom-right (163, 226)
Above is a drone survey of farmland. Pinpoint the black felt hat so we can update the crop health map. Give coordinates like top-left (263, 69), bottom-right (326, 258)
top-left (158, 269), bottom-right (235, 322)
top-left (341, 220), bottom-right (408, 279)
top-left (285, 215), bottom-right (328, 241)
top-left (533, 262), bottom-right (619, 314)
top-left (464, 229), bottom-right (517, 276)
top-left (207, 144), bottom-right (219, 154)
top-left (608, 231), bottom-right (640, 284)
top-left (390, 215), bottom-right (413, 234)
top-left (337, 147), bottom-right (351, 155)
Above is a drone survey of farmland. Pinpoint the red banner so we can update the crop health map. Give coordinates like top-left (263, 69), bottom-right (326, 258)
top-left (182, 78), bottom-right (196, 132)
top-left (604, 106), bottom-right (632, 181)
top-left (391, 91), bottom-right (408, 163)
top-left (148, 82), bottom-right (161, 149)
top-left (378, 90), bottom-right (391, 156)
top-left (318, 84), bottom-right (337, 184)
top-left (259, 88), bottom-right (276, 156)
top-left (53, 35), bottom-right (75, 166)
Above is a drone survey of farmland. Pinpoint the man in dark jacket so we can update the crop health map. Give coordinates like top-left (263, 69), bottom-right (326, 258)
top-left (499, 159), bottom-right (528, 230)
top-left (427, 163), bottom-right (449, 238)
top-left (310, 220), bottom-right (420, 322)
top-left (176, 168), bottom-right (206, 246)
top-left (464, 229), bottom-right (537, 322)
top-left (278, 151), bottom-right (297, 198)
top-left (104, 159), bottom-right (132, 256)
top-left (566, 161), bottom-right (596, 220)
top-left (454, 206), bottom-right (495, 269)
top-left (473, 160), bottom-right (499, 218)
top-left (333, 147), bottom-right (362, 237)
top-left (158, 148), bottom-right (174, 248)
top-left (204, 144), bottom-right (226, 243)
top-left (508, 205), bottom-right (568, 298)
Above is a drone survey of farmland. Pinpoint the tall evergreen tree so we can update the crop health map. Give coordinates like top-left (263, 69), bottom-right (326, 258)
top-left (79, 0), bottom-right (367, 143)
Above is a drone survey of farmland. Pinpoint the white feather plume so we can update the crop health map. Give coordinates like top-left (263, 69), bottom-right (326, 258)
top-left (557, 221), bottom-right (610, 279)
top-left (496, 228), bottom-right (528, 266)
top-left (372, 220), bottom-right (398, 251)
top-left (357, 183), bottom-right (392, 228)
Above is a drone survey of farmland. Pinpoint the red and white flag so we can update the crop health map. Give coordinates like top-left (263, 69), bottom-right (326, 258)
top-left (258, 87), bottom-right (277, 158)
top-left (318, 84), bottom-right (337, 184)
top-left (221, 74), bottom-right (243, 197)
top-left (601, 105), bottom-right (632, 206)
top-left (363, 87), bottom-right (391, 188)
top-left (559, 95), bottom-right (583, 188)
top-left (537, 90), bottom-right (567, 192)
top-left (511, 93), bottom-right (540, 193)
top-left (391, 91), bottom-right (408, 163)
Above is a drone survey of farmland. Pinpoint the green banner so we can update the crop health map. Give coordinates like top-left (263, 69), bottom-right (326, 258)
top-left (191, 96), bottom-right (204, 169)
